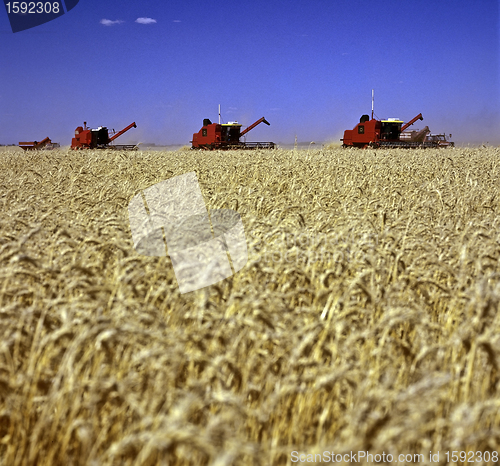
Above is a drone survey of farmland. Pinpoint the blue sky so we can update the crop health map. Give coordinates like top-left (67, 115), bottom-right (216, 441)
top-left (1, 0), bottom-right (499, 146)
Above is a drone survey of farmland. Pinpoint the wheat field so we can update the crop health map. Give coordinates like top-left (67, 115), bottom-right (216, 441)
top-left (1, 146), bottom-right (500, 465)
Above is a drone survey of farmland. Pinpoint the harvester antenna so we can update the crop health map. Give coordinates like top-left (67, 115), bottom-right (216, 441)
top-left (218, 104), bottom-right (221, 124)
top-left (371, 89), bottom-right (374, 120)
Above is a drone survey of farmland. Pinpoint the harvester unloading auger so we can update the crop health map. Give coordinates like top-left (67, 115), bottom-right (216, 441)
top-left (191, 115), bottom-right (275, 150)
top-left (71, 121), bottom-right (137, 150)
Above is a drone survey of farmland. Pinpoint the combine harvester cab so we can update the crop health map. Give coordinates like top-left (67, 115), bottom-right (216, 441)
top-left (71, 121), bottom-right (137, 150)
top-left (191, 116), bottom-right (275, 150)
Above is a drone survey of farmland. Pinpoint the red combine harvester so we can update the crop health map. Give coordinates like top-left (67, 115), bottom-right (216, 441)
top-left (341, 113), bottom-right (452, 148)
top-left (341, 91), bottom-right (453, 148)
top-left (19, 137), bottom-right (60, 151)
top-left (191, 116), bottom-right (275, 150)
top-left (71, 121), bottom-right (137, 150)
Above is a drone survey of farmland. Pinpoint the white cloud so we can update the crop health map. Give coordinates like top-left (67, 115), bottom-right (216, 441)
top-left (136, 17), bottom-right (157, 25)
top-left (100, 19), bottom-right (124, 26)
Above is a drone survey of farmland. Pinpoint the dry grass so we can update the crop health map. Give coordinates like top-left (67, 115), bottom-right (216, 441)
top-left (1, 146), bottom-right (500, 465)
